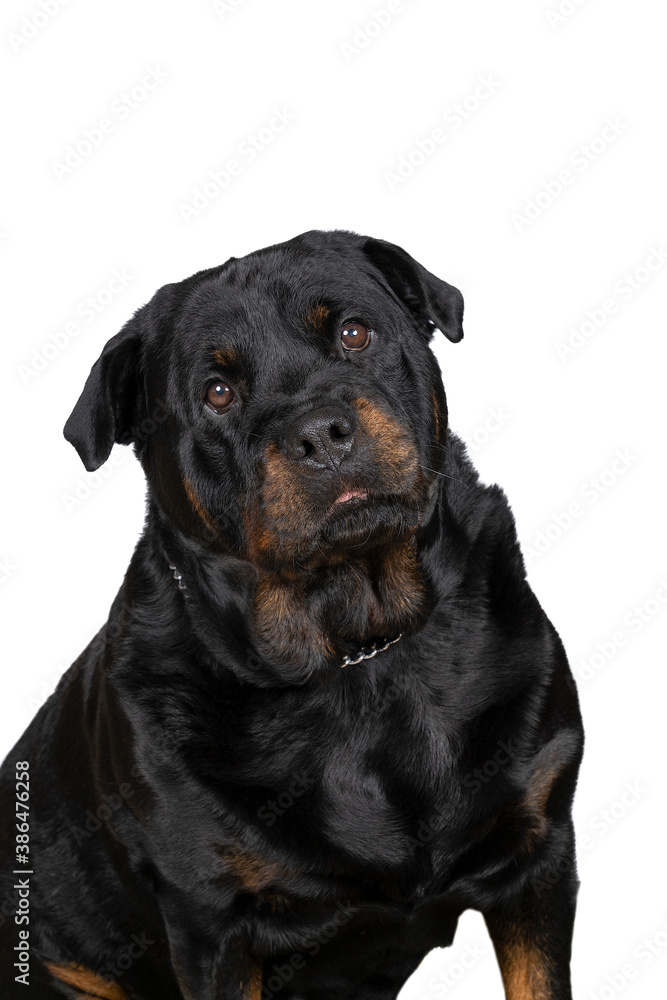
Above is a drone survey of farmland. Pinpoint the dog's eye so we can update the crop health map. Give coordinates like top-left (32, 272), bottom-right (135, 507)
top-left (205, 381), bottom-right (236, 413)
top-left (341, 322), bottom-right (372, 352)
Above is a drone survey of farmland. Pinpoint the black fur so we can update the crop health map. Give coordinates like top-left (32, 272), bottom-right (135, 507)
top-left (0, 230), bottom-right (583, 999)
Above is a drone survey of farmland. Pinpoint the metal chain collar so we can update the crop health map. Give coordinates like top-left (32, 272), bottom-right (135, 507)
top-left (166, 560), bottom-right (403, 668)
top-left (340, 634), bottom-right (403, 667)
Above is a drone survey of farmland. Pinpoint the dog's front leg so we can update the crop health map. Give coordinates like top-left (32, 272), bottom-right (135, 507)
top-left (483, 851), bottom-right (578, 1000)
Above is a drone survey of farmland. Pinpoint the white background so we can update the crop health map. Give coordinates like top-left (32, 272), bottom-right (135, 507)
top-left (1, 1), bottom-right (666, 996)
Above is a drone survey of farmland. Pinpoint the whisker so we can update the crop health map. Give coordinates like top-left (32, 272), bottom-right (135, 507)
top-left (418, 464), bottom-right (471, 491)
top-left (347, 527), bottom-right (374, 550)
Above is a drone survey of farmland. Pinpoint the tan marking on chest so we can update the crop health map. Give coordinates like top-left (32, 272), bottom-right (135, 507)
top-left (219, 844), bottom-right (287, 893)
top-left (251, 571), bottom-right (333, 662)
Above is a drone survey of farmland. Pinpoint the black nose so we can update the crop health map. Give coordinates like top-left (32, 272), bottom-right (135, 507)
top-left (285, 406), bottom-right (357, 470)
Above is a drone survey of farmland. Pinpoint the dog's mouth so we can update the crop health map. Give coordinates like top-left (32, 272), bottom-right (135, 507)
top-left (245, 474), bottom-right (425, 570)
top-left (250, 429), bottom-right (430, 568)
top-left (315, 481), bottom-right (423, 553)
top-left (334, 488), bottom-right (368, 505)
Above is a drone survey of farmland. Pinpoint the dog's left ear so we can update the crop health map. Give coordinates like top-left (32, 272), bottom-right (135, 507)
top-left (362, 237), bottom-right (464, 343)
top-left (64, 313), bottom-right (143, 472)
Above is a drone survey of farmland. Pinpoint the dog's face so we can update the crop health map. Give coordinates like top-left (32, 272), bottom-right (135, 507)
top-left (64, 231), bottom-right (464, 673)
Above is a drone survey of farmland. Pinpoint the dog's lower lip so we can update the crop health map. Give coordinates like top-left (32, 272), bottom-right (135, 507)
top-left (335, 489), bottom-right (368, 504)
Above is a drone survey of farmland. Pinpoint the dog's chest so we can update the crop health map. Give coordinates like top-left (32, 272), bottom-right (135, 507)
top-left (315, 747), bottom-right (423, 869)
top-left (230, 700), bottom-right (461, 904)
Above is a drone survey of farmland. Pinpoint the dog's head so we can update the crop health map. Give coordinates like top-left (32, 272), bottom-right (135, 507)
top-left (64, 230), bottom-right (463, 676)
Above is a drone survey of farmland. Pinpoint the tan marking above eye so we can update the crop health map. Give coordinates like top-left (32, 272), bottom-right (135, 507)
top-left (341, 321), bottom-right (372, 351)
top-left (305, 304), bottom-right (330, 330)
top-left (205, 380), bottom-right (236, 413)
top-left (213, 346), bottom-right (239, 369)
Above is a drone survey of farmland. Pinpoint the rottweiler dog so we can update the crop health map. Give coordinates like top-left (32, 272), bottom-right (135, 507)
top-left (0, 230), bottom-right (584, 1000)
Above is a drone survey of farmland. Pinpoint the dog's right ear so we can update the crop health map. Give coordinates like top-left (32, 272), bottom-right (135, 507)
top-left (64, 312), bottom-right (143, 472)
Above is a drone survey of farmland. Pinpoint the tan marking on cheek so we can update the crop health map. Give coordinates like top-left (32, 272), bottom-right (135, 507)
top-left (352, 397), bottom-right (418, 482)
top-left (243, 516), bottom-right (275, 562)
top-left (183, 477), bottom-right (218, 535)
top-left (263, 442), bottom-right (308, 523)
top-left (244, 443), bottom-right (314, 564)
top-left (304, 304), bottom-right (330, 331)
top-left (45, 963), bottom-right (130, 1000)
